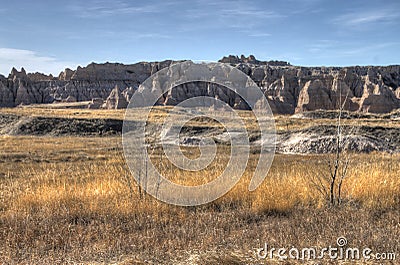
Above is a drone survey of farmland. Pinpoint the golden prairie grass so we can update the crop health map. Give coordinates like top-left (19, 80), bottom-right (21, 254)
top-left (1, 135), bottom-right (399, 264)
top-left (0, 106), bottom-right (399, 264)
top-left (0, 106), bottom-right (126, 120)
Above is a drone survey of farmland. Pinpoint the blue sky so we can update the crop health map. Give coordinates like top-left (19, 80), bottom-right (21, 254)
top-left (0, 0), bottom-right (399, 75)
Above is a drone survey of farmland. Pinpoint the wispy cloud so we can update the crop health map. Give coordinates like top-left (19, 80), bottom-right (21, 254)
top-left (179, 0), bottom-right (284, 32)
top-left (0, 48), bottom-right (77, 75)
top-left (136, 33), bottom-right (171, 39)
top-left (306, 41), bottom-right (400, 63)
top-left (332, 9), bottom-right (400, 27)
top-left (220, 8), bottom-right (282, 19)
top-left (307, 39), bottom-right (340, 53)
top-left (339, 42), bottom-right (399, 56)
top-left (285, 0), bottom-right (324, 15)
top-left (65, 29), bottom-right (172, 40)
top-left (69, 0), bottom-right (283, 36)
top-left (217, 0), bottom-right (285, 25)
top-left (69, 0), bottom-right (170, 18)
top-left (248, 33), bottom-right (271, 37)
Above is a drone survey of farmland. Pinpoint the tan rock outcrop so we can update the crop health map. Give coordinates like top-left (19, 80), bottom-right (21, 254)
top-left (104, 86), bottom-right (128, 109)
top-left (395, 87), bottom-right (400, 99)
top-left (296, 79), bottom-right (334, 111)
top-left (58, 68), bottom-right (74, 81)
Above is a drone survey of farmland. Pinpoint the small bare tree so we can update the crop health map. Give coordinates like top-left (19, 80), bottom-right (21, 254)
top-left (308, 82), bottom-right (354, 206)
top-left (123, 147), bottom-right (152, 201)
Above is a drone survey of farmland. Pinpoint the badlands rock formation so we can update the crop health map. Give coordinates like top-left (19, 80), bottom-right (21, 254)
top-left (0, 61), bottom-right (176, 108)
top-left (0, 55), bottom-right (399, 114)
top-left (104, 85), bottom-right (128, 109)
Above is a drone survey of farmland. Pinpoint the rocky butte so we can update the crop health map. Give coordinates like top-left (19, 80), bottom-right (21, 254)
top-left (0, 55), bottom-right (399, 114)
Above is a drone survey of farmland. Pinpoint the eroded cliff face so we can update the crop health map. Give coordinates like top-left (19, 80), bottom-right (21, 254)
top-left (0, 60), bottom-right (176, 108)
top-left (0, 55), bottom-right (399, 114)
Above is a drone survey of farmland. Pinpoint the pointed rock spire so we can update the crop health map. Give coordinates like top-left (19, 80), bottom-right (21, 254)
top-left (105, 85), bottom-right (128, 109)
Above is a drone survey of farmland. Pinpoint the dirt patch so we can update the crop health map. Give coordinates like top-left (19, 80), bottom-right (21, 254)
top-left (0, 114), bottom-right (19, 131)
top-left (0, 114), bottom-right (122, 136)
top-left (277, 125), bottom-right (400, 153)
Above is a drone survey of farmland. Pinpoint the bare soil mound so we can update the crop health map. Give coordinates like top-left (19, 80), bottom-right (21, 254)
top-left (277, 125), bottom-right (400, 153)
top-left (0, 114), bottom-right (122, 136)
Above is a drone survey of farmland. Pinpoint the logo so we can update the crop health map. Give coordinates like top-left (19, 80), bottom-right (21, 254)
top-left (122, 61), bottom-right (276, 206)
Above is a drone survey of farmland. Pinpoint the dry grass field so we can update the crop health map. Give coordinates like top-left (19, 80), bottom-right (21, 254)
top-left (0, 106), bottom-right (399, 264)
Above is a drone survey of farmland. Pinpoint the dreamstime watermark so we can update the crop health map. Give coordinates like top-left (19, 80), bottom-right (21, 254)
top-left (254, 237), bottom-right (396, 262)
top-left (122, 61), bottom-right (276, 206)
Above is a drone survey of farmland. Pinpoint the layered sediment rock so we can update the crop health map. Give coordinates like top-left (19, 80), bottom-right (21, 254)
top-left (104, 85), bottom-right (128, 109)
top-left (0, 55), bottom-right (399, 114)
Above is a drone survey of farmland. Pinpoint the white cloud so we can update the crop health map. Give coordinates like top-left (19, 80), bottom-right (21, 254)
top-left (178, 0), bottom-right (284, 32)
top-left (307, 39), bottom-right (340, 53)
top-left (220, 8), bottom-right (282, 19)
top-left (65, 29), bottom-right (171, 40)
top-left (305, 42), bottom-right (400, 64)
top-left (136, 33), bottom-right (171, 39)
top-left (332, 9), bottom-right (399, 27)
top-left (193, 0), bottom-right (283, 18)
top-left (69, 0), bottom-right (170, 18)
top-left (339, 42), bottom-right (399, 56)
top-left (0, 48), bottom-right (77, 76)
top-left (248, 33), bottom-right (271, 37)
top-left (285, 0), bottom-right (324, 14)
